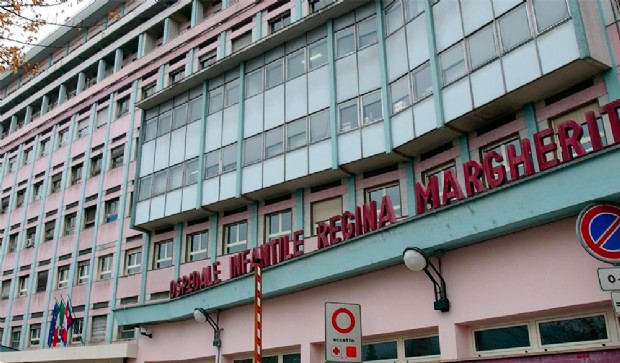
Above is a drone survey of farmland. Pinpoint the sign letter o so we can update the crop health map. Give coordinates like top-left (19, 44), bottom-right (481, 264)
top-left (332, 308), bottom-right (355, 334)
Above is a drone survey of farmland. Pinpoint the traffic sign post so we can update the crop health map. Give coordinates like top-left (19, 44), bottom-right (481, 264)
top-left (325, 303), bottom-right (362, 363)
top-left (612, 292), bottom-right (620, 316)
top-left (576, 204), bottom-right (620, 264)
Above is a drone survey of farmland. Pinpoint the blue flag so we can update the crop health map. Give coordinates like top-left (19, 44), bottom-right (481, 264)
top-left (47, 302), bottom-right (59, 348)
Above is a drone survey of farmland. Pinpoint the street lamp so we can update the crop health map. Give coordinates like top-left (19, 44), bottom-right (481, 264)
top-left (194, 308), bottom-right (222, 347)
top-left (402, 247), bottom-right (450, 312)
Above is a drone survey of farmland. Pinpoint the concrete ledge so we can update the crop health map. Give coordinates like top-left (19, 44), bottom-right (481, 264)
top-left (0, 342), bottom-right (137, 362)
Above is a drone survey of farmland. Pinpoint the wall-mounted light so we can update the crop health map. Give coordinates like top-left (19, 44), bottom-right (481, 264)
top-left (194, 308), bottom-right (222, 347)
top-left (139, 326), bottom-right (152, 339)
top-left (402, 247), bottom-right (449, 312)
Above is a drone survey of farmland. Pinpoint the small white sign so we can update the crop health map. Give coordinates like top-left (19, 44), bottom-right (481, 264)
top-left (598, 267), bottom-right (620, 291)
top-left (611, 292), bottom-right (620, 316)
top-left (325, 303), bottom-right (362, 363)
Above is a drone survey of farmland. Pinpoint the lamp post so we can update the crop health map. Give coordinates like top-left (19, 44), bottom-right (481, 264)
top-left (402, 247), bottom-right (450, 312)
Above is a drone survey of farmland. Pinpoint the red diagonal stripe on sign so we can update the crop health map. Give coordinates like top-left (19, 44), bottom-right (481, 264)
top-left (595, 216), bottom-right (620, 247)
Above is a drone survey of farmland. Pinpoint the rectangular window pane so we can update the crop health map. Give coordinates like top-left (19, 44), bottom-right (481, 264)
top-left (245, 69), bottom-right (263, 98)
top-left (474, 325), bottom-right (530, 351)
top-left (533, 0), bottom-right (569, 32)
top-left (468, 25), bottom-right (496, 70)
top-left (539, 315), bottom-right (607, 346)
top-left (358, 16), bottom-right (377, 48)
top-left (362, 341), bottom-right (398, 361)
top-left (205, 151), bottom-right (220, 177)
top-left (336, 27), bottom-right (355, 58)
top-left (440, 43), bottom-right (466, 86)
top-left (168, 164), bottom-right (184, 190)
top-left (390, 76), bottom-right (410, 114)
top-left (309, 40), bottom-right (328, 70)
top-left (153, 171), bottom-right (167, 195)
top-left (209, 87), bottom-right (224, 114)
top-left (225, 79), bottom-right (240, 107)
top-left (362, 91), bottom-right (382, 125)
top-left (339, 99), bottom-right (358, 132)
top-left (412, 63), bottom-right (432, 101)
top-left (139, 176), bottom-right (152, 200)
top-left (184, 159), bottom-right (199, 185)
top-left (158, 111), bottom-right (172, 136)
top-left (287, 118), bottom-right (307, 150)
top-left (265, 127), bottom-right (284, 158)
top-left (310, 110), bottom-right (330, 142)
top-left (385, 2), bottom-right (403, 35)
top-left (266, 59), bottom-right (284, 89)
top-left (172, 104), bottom-right (188, 130)
top-left (405, 0), bottom-right (423, 20)
top-left (222, 144), bottom-right (237, 172)
top-left (287, 49), bottom-right (306, 80)
top-left (189, 97), bottom-right (203, 122)
top-left (404, 336), bottom-right (440, 357)
top-left (244, 135), bottom-right (262, 165)
top-left (144, 119), bottom-right (157, 142)
top-left (499, 5), bottom-right (531, 52)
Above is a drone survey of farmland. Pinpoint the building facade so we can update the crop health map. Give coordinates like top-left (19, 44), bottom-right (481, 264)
top-left (1, 0), bottom-right (620, 362)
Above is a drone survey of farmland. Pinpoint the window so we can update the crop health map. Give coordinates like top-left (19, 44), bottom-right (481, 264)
top-left (266, 210), bottom-right (292, 240)
top-left (51, 173), bottom-right (62, 193)
top-left (8, 233), bottom-right (17, 253)
top-left (225, 79), bottom-right (240, 107)
top-left (335, 27), bottom-right (355, 58)
top-left (310, 0), bottom-right (334, 12)
top-left (422, 162), bottom-right (456, 207)
top-left (533, 0), bottom-right (569, 33)
top-left (44, 221), bottom-right (55, 241)
top-left (287, 49), bottom-right (306, 80)
top-left (77, 120), bottom-right (89, 138)
top-left (245, 69), bottom-right (263, 98)
top-left (439, 42), bottom-right (466, 86)
top-left (184, 159), bottom-right (199, 185)
top-left (110, 146), bottom-right (124, 169)
top-left (40, 138), bottom-right (51, 156)
top-left (90, 315), bottom-right (107, 342)
top-left (77, 261), bottom-right (89, 285)
top-left (152, 170), bottom-right (167, 196)
top-left (538, 314), bottom-right (607, 346)
top-left (138, 176), bottom-right (152, 201)
top-left (154, 240), bottom-right (173, 269)
top-left (36, 270), bottom-right (48, 293)
top-left (405, 0), bottom-right (423, 20)
top-left (224, 221), bottom-right (247, 254)
top-left (481, 137), bottom-right (525, 181)
top-left (200, 51), bottom-right (217, 69)
top-left (222, 143), bottom-right (237, 172)
top-left (98, 254), bottom-right (112, 280)
top-left (32, 181), bottom-right (43, 201)
top-left (367, 183), bottom-right (402, 217)
top-left (71, 318), bottom-right (84, 343)
top-left (339, 99), bottom-right (358, 132)
top-left (287, 118), bottom-right (307, 150)
top-left (23, 147), bottom-right (33, 165)
top-left (232, 31), bottom-right (252, 52)
top-left (18, 275), bottom-right (28, 296)
top-left (8, 157), bottom-right (16, 172)
top-left (358, 16), bottom-right (377, 48)
top-left (208, 87), bottom-right (224, 113)
top-left (143, 118), bottom-right (157, 142)
top-left (90, 155), bottom-right (102, 176)
top-left (57, 266), bottom-right (70, 289)
top-left (499, 4), bottom-right (531, 52)
top-left (385, 0), bottom-right (403, 35)
top-left (551, 103), bottom-right (606, 156)
top-left (57, 129), bottom-right (69, 147)
top-left (105, 198), bottom-right (119, 222)
top-left (168, 164), bottom-right (184, 190)
top-left (71, 163), bottom-right (83, 185)
top-left (468, 25), bottom-right (497, 70)
top-left (25, 228), bottom-right (35, 248)
top-left (412, 63), bottom-right (432, 101)
top-left (142, 83), bottom-right (156, 99)
top-left (311, 197), bottom-right (342, 234)
top-left (116, 96), bottom-right (130, 118)
top-left (170, 68), bottom-right (185, 84)
top-left (0, 197), bottom-right (8, 213)
top-left (265, 126), bottom-right (284, 158)
top-left (244, 135), bottom-right (262, 166)
top-left (158, 111), bottom-right (172, 136)
top-left (404, 336), bottom-right (440, 358)
top-left (362, 91), bottom-right (382, 125)
top-left (15, 190), bottom-right (24, 208)
top-left (84, 206), bottom-right (97, 229)
top-left (309, 39), bottom-right (327, 70)
top-left (270, 12), bottom-right (291, 33)
top-left (205, 151), bottom-right (220, 177)
top-left (390, 76), bottom-right (410, 114)
top-left (64, 213), bottom-right (77, 235)
top-left (1, 281), bottom-right (10, 299)
top-left (125, 248), bottom-right (142, 275)
top-left (96, 107), bottom-right (108, 129)
top-left (186, 231), bottom-right (208, 261)
top-left (266, 59), bottom-right (284, 89)
top-left (362, 341), bottom-right (398, 361)
top-left (474, 324), bottom-right (530, 352)
top-left (10, 327), bottom-right (21, 349)
top-left (29, 324), bottom-right (41, 347)
top-left (118, 325), bottom-right (136, 340)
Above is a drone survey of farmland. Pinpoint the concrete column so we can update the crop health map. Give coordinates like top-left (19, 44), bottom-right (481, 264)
top-left (24, 106), bottom-right (33, 125)
top-left (164, 17), bottom-right (180, 44)
top-left (114, 49), bottom-right (124, 72)
top-left (97, 59), bottom-right (107, 83)
top-left (9, 116), bottom-right (17, 133)
top-left (40, 95), bottom-right (50, 116)
top-left (438, 320), bottom-right (470, 361)
top-left (77, 72), bottom-right (86, 94)
top-left (186, 49), bottom-right (195, 77)
top-left (191, 0), bottom-right (204, 27)
top-left (0, 123), bottom-right (4, 137)
top-left (58, 84), bottom-right (67, 105)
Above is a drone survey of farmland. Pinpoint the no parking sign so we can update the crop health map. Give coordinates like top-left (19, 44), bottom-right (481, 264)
top-left (577, 204), bottom-right (620, 264)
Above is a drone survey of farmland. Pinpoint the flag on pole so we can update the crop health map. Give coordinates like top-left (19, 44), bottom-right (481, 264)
top-left (58, 299), bottom-right (67, 346)
top-left (65, 297), bottom-right (74, 329)
top-left (47, 301), bottom-right (59, 348)
top-left (52, 326), bottom-right (59, 347)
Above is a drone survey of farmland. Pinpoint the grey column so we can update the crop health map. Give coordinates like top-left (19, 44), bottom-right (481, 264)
top-left (114, 49), bottom-right (124, 72)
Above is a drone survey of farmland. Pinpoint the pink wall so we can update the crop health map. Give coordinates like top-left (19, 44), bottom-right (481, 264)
top-left (132, 217), bottom-right (611, 363)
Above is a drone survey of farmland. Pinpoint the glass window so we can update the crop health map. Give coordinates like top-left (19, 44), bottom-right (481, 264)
top-left (29, 324), bottom-right (41, 347)
top-left (482, 137), bottom-right (524, 181)
top-left (362, 91), bottom-right (383, 125)
top-left (10, 327), bottom-right (21, 349)
top-left (270, 12), bottom-right (291, 33)
top-left (77, 120), bottom-right (89, 138)
top-left (266, 210), bottom-right (292, 240)
top-left (186, 231), bottom-right (208, 261)
top-left (244, 135), bottom-right (262, 165)
top-left (184, 158), bottom-right (199, 186)
top-left (225, 221), bottom-right (247, 254)
top-left (367, 183), bottom-right (401, 217)
top-left (358, 16), bottom-right (377, 48)
top-left (168, 164), bottom-right (184, 190)
top-left (152, 170), bottom-right (167, 196)
top-left (36, 270), bottom-right (48, 292)
top-left (474, 325), bottom-right (530, 351)
top-left (144, 119), bottom-right (157, 142)
top-left (404, 336), bottom-right (440, 357)
top-left (208, 87), bottom-right (224, 114)
top-left (205, 150), bottom-right (220, 177)
top-left (287, 49), bottom-right (306, 80)
top-left (405, 0), bottom-right (423, 20)
top-left (158, 111), bottom-right (172, 136)
top-left (287, 118), bottom-right (307, 150)
top-left (172, 104), bottom-right (188, 130)
top-left (439, 42), bottom-right (466, 86)
top-left (538, 315), bottom-right (607, 346)
top-left (245, 69), bottom-right (263, 98)
top-left (225, 79), bottom-right (240, 107)
top-left (390, 76), bottom-right (410, 114)
top-left (98, 255), bottom-right (113, 280)
top-left (309, 39), bottom-right (328, 70)
top-left (385, 1), bottom-right (403, 35)
top-left (533, 0), bottom-right (569, 32)
top-left (139, 176), bottom-right (152, 200)
top-left (154, 240), bottom-right (173, 269)
top-left (91, 315), bottom-right (107, 342)
top-left (57, 266), bottom-right (70, 289)
top-left (310, 109), bottom-right (330, 142)
top-left (265, 126), bottom-right (284, 158)
top-left (222, 143), bottom-right (237, 172)
top-left (18, 276), bottom-right (29, 296)
top-left (468, 25), bottom-right (497, 70)
top-left (499, 5), bottom-right (531, 52)
top-left (311, 197), bottom-right (342, 234)
top-left (266, 59), bottom-right (284, 89)
top-left (77, 261), bottom-right (89, 285)
top-left (335, 27), bottom-right (355, 58)
top-left (339, 99), bottom-right (359, 133)
top-left (362, 341), bottom-right (398, 361)
top-left (58, 129), bottom-right (70, 147)
top-left (283, 354), bottom-right (301, 363)
top-left (110, 146), bottom-right (124, 169)
top-left (232, 32), bottom-right (252, 52)
top-left (64, 214), bottom-right (76, 235)
top-left (125, 249), bottom-right (142, 275)
top-left (189, 97), bottom-right (203, 122)
top-left (105, 198), bottom-right (119, 222)
top-left (412, 63), bottom-right (432, 101)
top-left (200, 51), bottom-right (217, 69)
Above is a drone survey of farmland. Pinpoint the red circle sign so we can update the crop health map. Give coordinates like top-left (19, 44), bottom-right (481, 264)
top-left (577, 204), bottom-right (620, 263)
top-left (332, 308), bottom-right (355, 334)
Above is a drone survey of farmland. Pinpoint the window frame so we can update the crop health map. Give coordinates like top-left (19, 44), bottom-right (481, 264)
top-left (57, 266), bottom-right (70, 289)
top-left (153, 240), bottom-right (173, 269)
top-left (365, 182), bottom-right (402, 217)
top-left (224, 221), bottom-right (248, 255)
top-left (186, 231), bottom-right (209, 262)
top-left (125, 248), bottom-right (142, 275)
top-left (77, 260), bottom-right (90, 285)
top-left (98, 254), bottom-right (113, 280)
top-left (29, 324), bottom-right (41, 347)
top-left (266, 209), bottom-right (293, 241)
